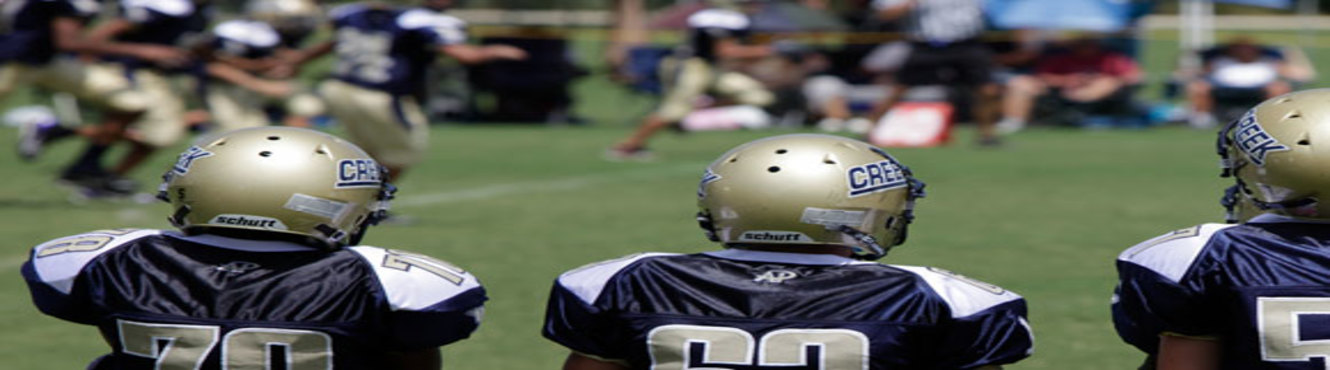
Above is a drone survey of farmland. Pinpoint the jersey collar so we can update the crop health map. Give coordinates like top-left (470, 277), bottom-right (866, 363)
top-left (703, 249), bottom-right (865, 266)
top-left (166, 232), bottom-right (323, 252)
top-left (1247, 213), bottom-right (1330, 224)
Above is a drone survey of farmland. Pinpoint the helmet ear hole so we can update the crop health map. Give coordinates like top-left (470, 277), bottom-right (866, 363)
top-left (767, 166), bottom-right (780, 173)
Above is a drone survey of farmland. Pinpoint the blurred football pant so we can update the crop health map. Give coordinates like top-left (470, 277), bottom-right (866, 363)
top-left (0, 58), bottom-right (148, 114)
top-left (319, 79), bottom-right (428, 169)
top-left (206, 83), bottom-right (326, 132)
top-left (655, 57), bottom-right (774, 123)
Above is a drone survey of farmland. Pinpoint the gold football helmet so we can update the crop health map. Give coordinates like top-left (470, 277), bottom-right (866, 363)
top-left (158, 127), bottom-right (394, 247)
top-left (1219, 89), bottom-right (1330, 221)
top-left (246, 0), bottom-right (321, 39)
top-left (697, 134), bottom-right (925, 260)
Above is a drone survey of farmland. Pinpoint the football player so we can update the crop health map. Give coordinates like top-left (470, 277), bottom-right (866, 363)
top-left (22, 127), bottom-right (486, 369)
top-left (544, 134), bottom-right (1034, 369)
top-left (1113, 88), bottom-right (1330, 369)
top-left (202, 0), bottom-right (326, 131)
top-left (607, 0), bottom-right (776, 160)
top-left (287, 0), bottom-right (526, 180)
top-left (69, 0), bottom-right (215, 191)
top-left (1, 0), bottom-right (188, 191)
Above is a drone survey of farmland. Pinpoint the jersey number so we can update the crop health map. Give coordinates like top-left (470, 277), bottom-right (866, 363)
top-left (35, 230), bottom-right (137, 258)
top-left (647, 324), bottom-right (869, 370)
top-left (381, 249), bottom-right (466, 285)
top-left (118, 320), bottom-right (332, 370)
top-left (1259, 297), bottom-right (1330, 366)
top-left (334, 28), bottom-right (395, 84)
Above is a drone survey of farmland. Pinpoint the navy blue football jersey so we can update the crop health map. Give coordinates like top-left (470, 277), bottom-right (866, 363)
top-left (682, 8), bottom-right (751, 62)
top-left (210, 19), bottom-right (281, 60)
top-left (22, 229), bottom-right (485, 369)
top-left (0, 0), bottom-right (101, 64)
top-left (1114, 214), bottom-right (1330, 369)
top-left (107, 0), bottom-right (210, 70)
top-left (544, 249), bottom-right (1034, 369)
top-left (327, 4), bottom-right (467, 96)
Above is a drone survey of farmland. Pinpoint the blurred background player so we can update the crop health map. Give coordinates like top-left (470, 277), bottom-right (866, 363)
top-left (22, 127), bottom-right (485, 369)
top-left (53, 0), bottom-right (213, 196)
top-left (1184, 37), bottom-right (1303, 129)
top-left (200, 0), bottom-right (327, 131)
top-left (607, 0), bottom-right (776, 160)
top-left (869, 0), bottom-right (1000, 146)
top-left (1, 0), bottom-right (190, 193)
top-left (545, 134), bottom-right (1033, 369)
top-left (291, 0), bottom-right (526, 180)
top-left (1112, 89), bottom-right (1330, 369)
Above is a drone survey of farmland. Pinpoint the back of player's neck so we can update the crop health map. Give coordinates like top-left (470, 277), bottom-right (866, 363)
top-left (729, 244), bottom-right (854, 258)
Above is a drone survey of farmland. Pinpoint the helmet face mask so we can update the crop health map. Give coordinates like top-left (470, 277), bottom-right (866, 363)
top-left (159, 127), bottom-right (394, 248)
top-left (1218, 89), bottom-right (1330, 222)
top-left (697, 134), bottom-right (925, 260)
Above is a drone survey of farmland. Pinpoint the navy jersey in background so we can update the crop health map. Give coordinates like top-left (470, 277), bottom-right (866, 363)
top-left (545, 249), bottom-right (1033, 369)
top-left (23, 229), bottom-right (485, 369)
top-left (1115, 214), bottom-right (1330, 369)
top-left (327, 3), bottom-right (467, 97)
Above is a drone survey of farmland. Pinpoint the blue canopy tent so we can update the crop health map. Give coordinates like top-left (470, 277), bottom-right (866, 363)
top-left (986, 0), bottom-right (1134, 32)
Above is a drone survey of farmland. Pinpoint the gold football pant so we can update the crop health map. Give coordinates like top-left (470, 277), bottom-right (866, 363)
top-left (0, 57), bottom-right (148, 113)
top-left (318, 80), bottom-right (428, 169)
top-left (655, 57), bottom-right (774, 123)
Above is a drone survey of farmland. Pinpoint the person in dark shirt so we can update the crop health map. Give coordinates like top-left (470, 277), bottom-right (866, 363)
top-left (23, 126), bottom-right (486, 370)
top-left (4, 0), bottom-right (190, 197)
top-left (546, 134), bottom-right (1033, 369)
top-left (1114, 89), bottom-right (1330, 369)
top-left (607, 0), bottom-right (776, 160)
top-left (286, 0), bottom-right (525, 180)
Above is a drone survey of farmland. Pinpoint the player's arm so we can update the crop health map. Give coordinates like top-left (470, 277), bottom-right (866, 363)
top-left (385, 348), bottom-right (442, 370)
top-left (562, 352), bottom-right (630, 370)
top-left (1156, 335), bottom-right (1219, 370)
top-left (50, 17), bottom-right (187, 66)
top-left (1113, 225), bottom-right (1227, 357)
top-left (438, 43), bottom-right (527, 65)
top-left (282, 40), bottom-right (334, 66)
top-left (206, 62), bottom-right (292, 97)
top-left (896, 266), bottom-right (1033, 369)
top-left (714, 37), bottom-right (772, 60)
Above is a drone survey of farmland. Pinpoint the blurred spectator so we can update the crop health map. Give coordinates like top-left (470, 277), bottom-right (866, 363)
top-left (871, 0), bottom-right (1001, 146)
top-left (1000, 36), bottom-right (1142, 129)
top-left (470, 28), bottom-right (588, 124)
top-left (801, 42), bottom-right (905, 133)
top-left (608, 0), bottom-right (775, 159)
top-left (991, 29), bottom-right (1047, 134)
top-left (1185, 37), bottom-right (1296, 128)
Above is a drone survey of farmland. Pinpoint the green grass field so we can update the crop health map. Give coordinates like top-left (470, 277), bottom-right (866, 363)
top-left (0, 20), bottom-right (1312, 369)
top-left (0, 122), bottom-right (1225, 369)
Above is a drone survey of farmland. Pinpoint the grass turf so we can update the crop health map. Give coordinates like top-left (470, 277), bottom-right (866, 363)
top-left (0, 123), bottom-right (1224, 369)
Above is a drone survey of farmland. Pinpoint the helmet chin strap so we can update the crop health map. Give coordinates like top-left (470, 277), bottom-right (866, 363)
top-left (1216, 118), bottom-right (1240, 178)
top-left (696, 211), bottom-right (721, 242)
top-left (838, 225), bottom-right (887, 260)
top-left (1221, 185), bottom-right (1242, 224)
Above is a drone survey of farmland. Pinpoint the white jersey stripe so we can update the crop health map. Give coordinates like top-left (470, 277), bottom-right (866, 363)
top-left (557, 253), bottom-right (678, 305)
top-left (1117, 223), bottom-right (1234, 283)
top-left (894, 265), bottom-right (1023, 318)
top-left (32, 229), bottom-right (162, 294)
top-left (349, 246), bottom-right (482, 311)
